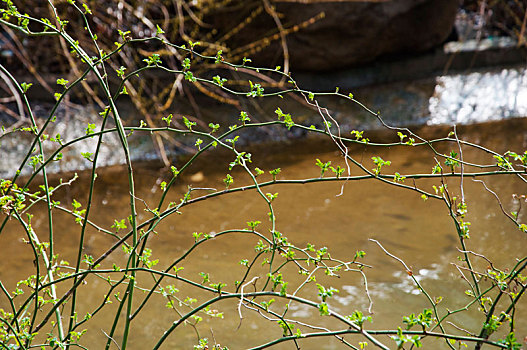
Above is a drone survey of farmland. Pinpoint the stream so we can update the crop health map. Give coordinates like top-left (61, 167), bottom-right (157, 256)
top-left (0, 115), bottom-right (526, 348)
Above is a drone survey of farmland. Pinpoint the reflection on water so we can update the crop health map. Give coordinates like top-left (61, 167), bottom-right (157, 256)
top-left (0, 119), bottom-right (526, 349)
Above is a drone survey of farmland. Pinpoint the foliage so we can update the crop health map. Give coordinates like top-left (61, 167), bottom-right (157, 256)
top-left (0, 1), bottom-right (526, 349)
top-left (460, 0), bottom-right (527, 44)
top-left (0, 0), bottom-right (329, 166)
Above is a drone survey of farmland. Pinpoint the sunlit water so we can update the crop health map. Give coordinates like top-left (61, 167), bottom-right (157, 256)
top-left (429, 66), bottom-right (527, 124)
top-left (0, 118), bottom-right (526, 349)
top-left (3, 64), bottom-right (527, 179)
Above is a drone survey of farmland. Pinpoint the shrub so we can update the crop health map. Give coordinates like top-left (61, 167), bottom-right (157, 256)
top-left (0, 1), bottom-right (526, 349)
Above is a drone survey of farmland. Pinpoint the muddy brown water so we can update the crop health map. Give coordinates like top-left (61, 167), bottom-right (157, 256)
top-left (1, 118), bottom-right (526, 349)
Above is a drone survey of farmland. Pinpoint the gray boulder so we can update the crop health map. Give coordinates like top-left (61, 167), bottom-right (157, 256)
top-left (208, 0), bottom-right (459, 71)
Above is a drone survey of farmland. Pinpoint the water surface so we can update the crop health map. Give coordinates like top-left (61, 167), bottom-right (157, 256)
top-left (1, 118), bottom-right (526, 349)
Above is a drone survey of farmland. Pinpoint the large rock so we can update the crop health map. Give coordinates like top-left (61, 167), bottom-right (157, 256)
top-left (208, 0), bottom-right (459, 71)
